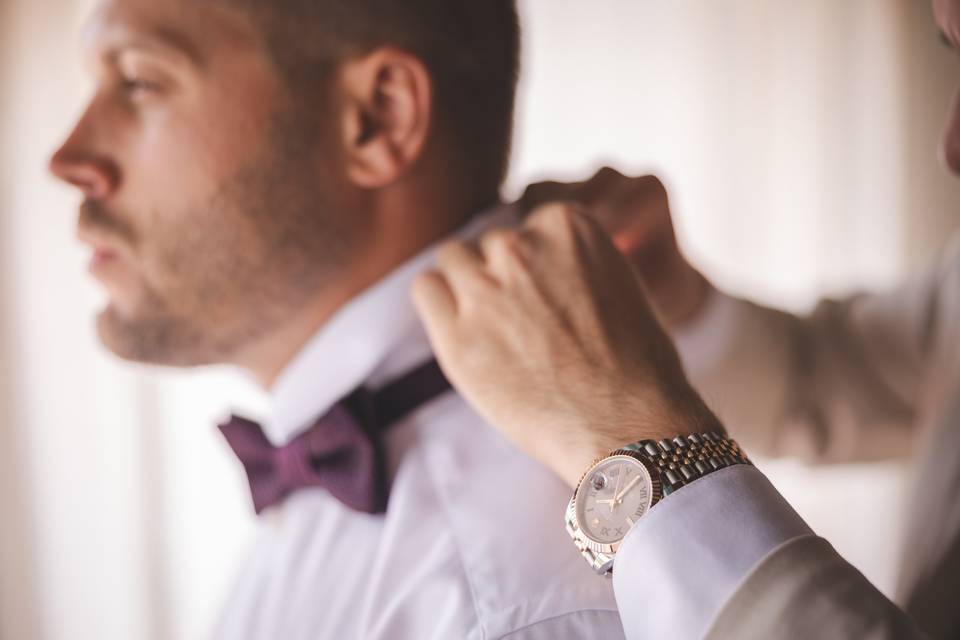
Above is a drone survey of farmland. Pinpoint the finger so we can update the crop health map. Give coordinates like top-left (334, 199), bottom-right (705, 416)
top-left (517, 203), bottom-right (601, 296)
top-left (515, 203), bottom-right (580, 278)
top-left (411, 270), bottom-right (458, 348)
top-left (478, 227), bottom-right (525, 270)
top-left (603, 177), bottom-right (674, 260)
top-left (435, 239), bottom-right (483, 270)
top-left (525, 202), bottom-right (629, 295)
top-left (518, 180), bottom-right (579, 215)
top-left (434, 238), bottom-right (501, 302)
top-left (435, 239), bottom-right (484, 285)
top-left (519, 167), bottom-right (628, 215)
top-left (574, 171), bottom-right (669, 237)
top-left (524, 200), bottom-right (602, 248)
top-left (574, 166), bottom-right (628, 205)
top-left (611, 210), bottom-right (675, 260)
top-left (604, 175), bottom-right (670, 227)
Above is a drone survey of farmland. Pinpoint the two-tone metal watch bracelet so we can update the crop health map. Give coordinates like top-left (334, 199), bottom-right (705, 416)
top-left (565, 431), bottom-right (752, 575)
top-left (627, 431), bottom-right (752, 496)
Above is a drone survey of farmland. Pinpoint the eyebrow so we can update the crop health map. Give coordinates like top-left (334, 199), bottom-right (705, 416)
top-left (92, 25), bottom-right (204, 70)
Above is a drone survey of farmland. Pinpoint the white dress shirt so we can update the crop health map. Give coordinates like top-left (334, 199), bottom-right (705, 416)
top-left (215, 207), bottom-right (625, 640)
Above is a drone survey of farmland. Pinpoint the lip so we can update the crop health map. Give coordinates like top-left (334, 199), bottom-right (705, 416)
top-left (89, 247), bottom-right (118, 269)
top-left (77, 233), bottom-right (125, 279)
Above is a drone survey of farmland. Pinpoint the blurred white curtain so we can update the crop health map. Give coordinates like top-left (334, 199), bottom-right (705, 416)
top-left (1, 1), bottom-right (958, 639)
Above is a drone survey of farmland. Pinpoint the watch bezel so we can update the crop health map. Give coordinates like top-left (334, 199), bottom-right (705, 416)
top-left (571, 450), bottom-right (661, 554)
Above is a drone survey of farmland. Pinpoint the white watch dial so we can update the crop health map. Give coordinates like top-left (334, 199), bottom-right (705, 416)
top-left (575, 456), bottom-right (653, 544)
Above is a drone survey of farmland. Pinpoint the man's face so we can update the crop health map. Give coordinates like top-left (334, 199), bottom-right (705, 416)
top-left (50, 0), bottom-right (352, 367)
top-left (935, 0), bottom-right (960, 175)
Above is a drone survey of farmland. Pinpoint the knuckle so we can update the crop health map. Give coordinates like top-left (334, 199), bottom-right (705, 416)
top-left (482, 227), bottom-right (526, 263)
top-left (636, 174), bottom-right (667, 197)
top-left (592, 166), bottom-right (625, 183)
top-left (584, 166), bottom-right (627, 194)
top-left (525, 201), bottom-right (595, 248)
top-left (434, 243), bottom-right (457, 268)
top-left (483, 227), bottom-right (516, 246)
top-left (435, 240), bottom-right (469, 266)
top-left (522, 180), bottom-right (560, 199)
top-left (520, 181), bottom-right (566, 211)
top-left (529, 200), bottom-right (583, 229)
top-left (412, 270), bottom-right (440, 294)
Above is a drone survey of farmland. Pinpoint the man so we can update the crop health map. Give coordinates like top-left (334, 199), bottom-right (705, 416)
top-left (413, 0), bottom-right (960, 638)
top-left (49, 0), bottom-right (624, 637)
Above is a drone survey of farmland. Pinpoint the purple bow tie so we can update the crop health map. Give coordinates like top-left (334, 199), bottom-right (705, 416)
top-left (219, 359), bottom-right (451, 515)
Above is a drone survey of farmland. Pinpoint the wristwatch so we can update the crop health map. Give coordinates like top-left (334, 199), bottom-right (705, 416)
top-left (565, 431), bottom-right (751, 575)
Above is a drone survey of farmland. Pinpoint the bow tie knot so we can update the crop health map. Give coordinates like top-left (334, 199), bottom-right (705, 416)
top-left (220, 360), bottom-right (450, 515)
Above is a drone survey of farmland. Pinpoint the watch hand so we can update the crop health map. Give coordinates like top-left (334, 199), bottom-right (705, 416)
top-left (612, 464), bottom-right (624, 497)
top-left (609, 464), bottom-right (624, 512)
top-left (614, 475), bottom-right (641, 502)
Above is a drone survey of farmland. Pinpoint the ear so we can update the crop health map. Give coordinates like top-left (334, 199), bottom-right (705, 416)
top-left (338, 48), bottom-right (433, 189)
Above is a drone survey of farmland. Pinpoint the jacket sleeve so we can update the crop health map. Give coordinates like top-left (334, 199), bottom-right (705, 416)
top-left (675, 236), bottom-right (960, 462)
top-left (610, 465), bottom-right (927, 640)
top-left (610, 465), bottom-right (812, 639)
top-left (705, 535), bottom-right (928, 640)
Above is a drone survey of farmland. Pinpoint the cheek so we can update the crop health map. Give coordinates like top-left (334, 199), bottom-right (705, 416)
top-left (123, 117), bottom-right (244, 259)
top-left (944, 89), bottom-right (960, 176)
top-left (135, 116), bottom-right (223, 198)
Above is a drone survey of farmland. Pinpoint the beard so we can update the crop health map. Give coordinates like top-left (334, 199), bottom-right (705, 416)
top-left (91, 109), bottom-right (353, 367)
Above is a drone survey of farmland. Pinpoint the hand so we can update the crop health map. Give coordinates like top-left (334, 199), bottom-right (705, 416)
top-left (412, 202), bottom-right (723, 489)
top-left (519, 168), bottom-right (710, 328)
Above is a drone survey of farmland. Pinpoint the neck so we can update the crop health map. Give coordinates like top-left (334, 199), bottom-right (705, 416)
top-left (235, 184), bottom-right (499, 389)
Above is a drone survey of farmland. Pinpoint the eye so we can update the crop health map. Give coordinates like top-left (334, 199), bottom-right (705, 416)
top-left (120, 76), bottom-right (160, 95)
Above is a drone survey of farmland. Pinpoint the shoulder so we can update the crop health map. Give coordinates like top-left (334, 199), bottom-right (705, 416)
top-left (406, 394), bottom-right (625, 639)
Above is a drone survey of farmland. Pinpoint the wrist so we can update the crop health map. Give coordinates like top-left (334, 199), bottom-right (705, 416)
top-left (564, 430), bottom-right (752, 576)
top-left (665, 271), bottom-right (712, 329)
top-left (558, 438), bottom-right (624, 490)
top-left (560, 389), bottom-right (723, 489)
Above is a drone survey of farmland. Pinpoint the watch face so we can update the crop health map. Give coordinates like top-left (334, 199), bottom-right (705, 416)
top-left (575, 455), bottom-right (653, 544)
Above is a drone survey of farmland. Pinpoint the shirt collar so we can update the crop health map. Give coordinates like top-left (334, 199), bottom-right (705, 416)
top-left (263, 204), bottom-right (516, 446)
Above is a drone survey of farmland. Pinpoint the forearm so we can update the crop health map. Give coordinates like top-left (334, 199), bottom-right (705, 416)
top-left (676, 287), bottom-right (921, 463)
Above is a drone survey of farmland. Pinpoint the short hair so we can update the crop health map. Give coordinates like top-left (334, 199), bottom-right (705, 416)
top-left (234, 1), bottom-right (521, 200)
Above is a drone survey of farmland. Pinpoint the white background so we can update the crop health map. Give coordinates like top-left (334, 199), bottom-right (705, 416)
top-left (1, 1), bottom-right (959, 638)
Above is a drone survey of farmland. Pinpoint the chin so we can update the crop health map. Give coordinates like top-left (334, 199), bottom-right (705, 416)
top-left (95, 306), bottom-right (153, 363)
top-left (94, 305), bottom-right (209, 367)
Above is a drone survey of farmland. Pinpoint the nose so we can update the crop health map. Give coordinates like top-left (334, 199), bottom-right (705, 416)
top-left (48, 111), bottom-right (120, 200)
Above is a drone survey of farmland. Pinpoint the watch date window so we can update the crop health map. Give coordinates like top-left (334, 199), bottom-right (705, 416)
top-left (577, 457), bottom-right (652, 545)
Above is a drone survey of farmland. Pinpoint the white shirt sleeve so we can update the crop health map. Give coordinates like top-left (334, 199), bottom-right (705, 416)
top-left (611, 465), bottom-right (814, 640)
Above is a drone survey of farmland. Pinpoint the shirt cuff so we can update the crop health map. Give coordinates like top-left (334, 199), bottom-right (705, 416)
top-left (611, 465), bottom-right (813, 640)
